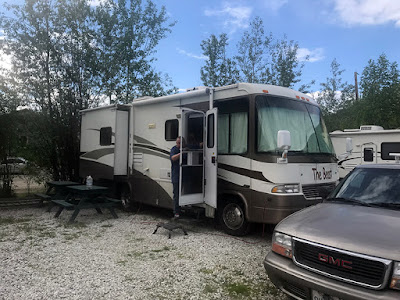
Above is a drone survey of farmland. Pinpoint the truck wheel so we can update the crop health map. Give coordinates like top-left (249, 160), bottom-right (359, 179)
top-left (120, 186), bottom-right (133, 211)
top-left (218, 199), bottom-right (251, 236)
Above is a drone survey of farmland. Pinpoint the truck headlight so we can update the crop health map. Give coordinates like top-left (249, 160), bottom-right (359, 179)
top-left (271, 184), bottom-right (300, 194)
top-left (272, 231), bottom-right (293, 259)
top-left (390, 262), bottom-right (400, 290)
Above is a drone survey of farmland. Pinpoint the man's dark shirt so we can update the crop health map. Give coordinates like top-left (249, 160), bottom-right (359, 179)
top-left (170, 145), bottom-right (180, 183)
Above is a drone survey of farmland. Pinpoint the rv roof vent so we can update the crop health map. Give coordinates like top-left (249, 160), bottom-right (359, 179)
top-left (186, 86), bottom-right (208, 92)
top-left (360, 125), bottom-right (384, 131)
top-left (134, 96), bottom-right (154, 102)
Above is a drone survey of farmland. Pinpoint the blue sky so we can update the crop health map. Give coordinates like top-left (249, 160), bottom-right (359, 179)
top-left (1, 0), bottom-right (400, 94)
top-left (152, 0), bottom-right (400, 93)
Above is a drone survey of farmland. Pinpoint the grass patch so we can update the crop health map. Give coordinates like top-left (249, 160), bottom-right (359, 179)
top-left (204, 284), bottom-right (217, 294)
top-left (63, 232), bottom-right (81, 240)
top-left (224, 282), bottom-right (251, 297)
top-left (151, 246), bottom-right (171, 253)
top-left (0, 216), bottom-right (31, 225)
top-left (199, 268), bottom-right (214, 275)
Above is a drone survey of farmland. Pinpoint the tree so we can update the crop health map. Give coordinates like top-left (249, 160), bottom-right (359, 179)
top-left (236, 17), bottom-right (270, 83)
top-left (263, 35), bottom-right (307, 88)
top-left (200, 33), bottom-right (239, 87)
top-left (360, 53), bottom-right (400, 98)
top-left (317, 58), bottom-right (355, 114)
top-left (95, 0), bottom-right (177, 103)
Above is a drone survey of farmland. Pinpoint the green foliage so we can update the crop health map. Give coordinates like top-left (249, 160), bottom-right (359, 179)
top-left (0, 0), bottom-right (176, 183)
top-left (201, 16), bottom-right (309, 89)
top-left (200, 33), bottom-right (239, 87)
top-left (361, 53), bottom-right (400, 98)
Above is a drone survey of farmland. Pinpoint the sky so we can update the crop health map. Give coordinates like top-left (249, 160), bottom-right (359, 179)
top-left (1, 0), bottom-right (400, 94)
top-left (151, 0), bottom-right (400, 93)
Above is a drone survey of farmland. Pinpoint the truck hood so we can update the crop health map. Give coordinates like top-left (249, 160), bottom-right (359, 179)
top-left (276, 202), bottom-right (400, 261)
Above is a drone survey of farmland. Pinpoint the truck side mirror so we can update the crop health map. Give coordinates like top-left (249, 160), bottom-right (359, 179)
top-left (277, 130), bottom-right (291, 164)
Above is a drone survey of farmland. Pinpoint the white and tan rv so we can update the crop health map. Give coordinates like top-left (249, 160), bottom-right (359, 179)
top-left (330, 125), bottom-right (400, 178)
top-left (79, 83), bottom-right (339, 235)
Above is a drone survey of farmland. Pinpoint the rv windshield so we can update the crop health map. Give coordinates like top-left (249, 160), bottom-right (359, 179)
top-left (256, 95), bottom-right (334, 155)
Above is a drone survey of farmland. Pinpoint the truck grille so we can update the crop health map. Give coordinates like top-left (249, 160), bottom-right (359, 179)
top-left (302, 183), bottom-right (336, 199)
top-left (293, 239), bottom-right (391, 289)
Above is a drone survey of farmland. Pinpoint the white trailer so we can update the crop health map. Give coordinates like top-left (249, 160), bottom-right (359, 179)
top-left (80, 83), bottom-right (339, 235)
top-left (330, 125), bottom-right (400, 178)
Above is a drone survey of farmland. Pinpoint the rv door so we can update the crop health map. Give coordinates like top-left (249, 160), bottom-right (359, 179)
top-left (179, 109), bottom-right (204, 206)
top-left (204, 108), bottom-right (218, 208)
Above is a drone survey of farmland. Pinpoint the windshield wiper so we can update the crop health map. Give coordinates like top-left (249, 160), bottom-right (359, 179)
top-left (326, 197), bottom-right (374, 207)
top-left (370, 202), bottom-right (400, 209)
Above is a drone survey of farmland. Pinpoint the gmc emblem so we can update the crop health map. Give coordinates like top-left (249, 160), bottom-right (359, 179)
top-left (318, 253), bottom-right (353, 270)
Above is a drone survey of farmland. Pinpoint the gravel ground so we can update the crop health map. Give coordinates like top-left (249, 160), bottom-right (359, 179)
top-left (0, 205), bottom-right (285, 300)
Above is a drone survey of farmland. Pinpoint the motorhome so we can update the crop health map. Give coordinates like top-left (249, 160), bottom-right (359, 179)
top-left (330, 125), bottom-right (400, 178)
top-left (79, 83), bottom-right (339, 235)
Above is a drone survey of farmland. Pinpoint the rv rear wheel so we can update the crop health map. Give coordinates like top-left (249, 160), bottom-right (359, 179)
top-left (218, 199), bottom-right (251, 236)
top-left (120, 186), bottom-right (133, 211)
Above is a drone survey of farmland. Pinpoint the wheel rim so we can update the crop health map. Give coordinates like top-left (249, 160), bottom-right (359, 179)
top-left (222, 203), bottom-right (244, 230)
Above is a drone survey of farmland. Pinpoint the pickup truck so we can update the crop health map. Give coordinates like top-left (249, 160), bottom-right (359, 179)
top-left (264, 164), bottom-right (400, 300)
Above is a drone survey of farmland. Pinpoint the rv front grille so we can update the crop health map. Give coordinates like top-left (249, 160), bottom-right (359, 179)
top-left (293, 239), bottom-right (390, 289)
top-left (302, 183), bottom-right (336, 199)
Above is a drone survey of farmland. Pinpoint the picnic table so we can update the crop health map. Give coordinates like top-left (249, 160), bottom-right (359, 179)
top-left (35, 181), bottom-right (80, 211)
top-left (52, 185), bottom-right (120, 223)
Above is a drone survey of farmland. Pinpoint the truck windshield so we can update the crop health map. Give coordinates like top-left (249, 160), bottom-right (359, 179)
top-left (334, 168), bottom-right (400, 205)
top-left (256, 95), bottom-right (334, 155)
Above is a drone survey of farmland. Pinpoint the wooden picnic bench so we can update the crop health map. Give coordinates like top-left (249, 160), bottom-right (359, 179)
top-left (52, 185), bottom-right (120, 223)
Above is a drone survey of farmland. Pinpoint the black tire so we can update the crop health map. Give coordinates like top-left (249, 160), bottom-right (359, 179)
top-left (218, 198), bottom-right (251, 236)
top-left (120, 185), bottom-right (133, 211)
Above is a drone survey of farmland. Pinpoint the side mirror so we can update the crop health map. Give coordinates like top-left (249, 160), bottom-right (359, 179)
top-left (346, 137), bottom-right (353, 153)
top-left (277, 130), bottom-right (291, 150)
top-left (277, 130), bottom-right (291, 164)
top-left (317, 187), bottom-right (330, 199)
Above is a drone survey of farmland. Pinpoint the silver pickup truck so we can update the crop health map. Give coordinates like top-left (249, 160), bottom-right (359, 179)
top-left (264, 164), bottom-right (400, 300)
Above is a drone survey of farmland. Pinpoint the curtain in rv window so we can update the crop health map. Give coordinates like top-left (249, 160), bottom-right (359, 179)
top-left (256, 95), bottom-right (334, 154)
top-left (218, 112), bottom-right (248, 154)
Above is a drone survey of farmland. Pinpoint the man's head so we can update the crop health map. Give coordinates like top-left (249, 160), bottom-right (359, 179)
top-left (176, 136), bottom-right (186, 148)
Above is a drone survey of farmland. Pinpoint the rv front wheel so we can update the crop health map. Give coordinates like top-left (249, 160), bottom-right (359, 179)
top-left (219, 200), bottom-right (250, 236)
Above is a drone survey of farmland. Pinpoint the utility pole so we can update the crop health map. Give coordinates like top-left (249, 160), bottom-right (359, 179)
top-left (354, 72), bottom-right (359, 100)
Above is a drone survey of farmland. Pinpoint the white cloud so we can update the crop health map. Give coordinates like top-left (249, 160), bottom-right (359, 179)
top-left (204, 3), bottom-right (253, 33)
top-left (265, 0), bottom-right (289, 12)
top-left (177, 48), bottom-right (208, 60)
top-left (89, 0), bottom-right (104, 7)
top-left (332, 0), bottom-right (400, 27)
top-left (297, 47), bottom-right (325, 62)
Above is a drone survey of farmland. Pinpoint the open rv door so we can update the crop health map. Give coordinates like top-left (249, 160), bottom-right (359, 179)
top-left (204, 108), bottom-right (218, 208)
top-left (179, 109), bottom-right (204, 206)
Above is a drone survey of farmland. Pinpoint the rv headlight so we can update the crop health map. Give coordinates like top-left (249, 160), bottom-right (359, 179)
top-left (271, 184), bottom-right (300, 194)
top-left (271, 231), bottom-right (293, 259)
top-left (390, 262), bottom-right (400, 290)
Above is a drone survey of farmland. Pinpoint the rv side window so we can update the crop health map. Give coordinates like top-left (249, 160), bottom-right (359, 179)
top-left (165, 119), bottom-right (179, 141)
top-left (363, 148), bottom-right (374, 162)
top-left (216, 98), bottom-right (249, 154)
top-left (100, 127), bottom-right (112, 146)
top-left (207, 114), bottom-right (215, 148)
top-left (381, 142), bottom-right (400, 160)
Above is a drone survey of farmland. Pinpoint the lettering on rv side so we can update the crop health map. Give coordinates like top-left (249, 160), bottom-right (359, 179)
top-left (312, 167), bottom-right (332, 181)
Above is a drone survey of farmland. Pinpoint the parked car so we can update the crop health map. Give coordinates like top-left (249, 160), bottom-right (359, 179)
top-left (0, 157), bottom-right (27, 174)
top-left (264, 164), bottom-right (400, 300)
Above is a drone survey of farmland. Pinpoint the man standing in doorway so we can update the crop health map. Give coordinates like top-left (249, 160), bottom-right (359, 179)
top-left (170, 136), bottom-right (181, 218)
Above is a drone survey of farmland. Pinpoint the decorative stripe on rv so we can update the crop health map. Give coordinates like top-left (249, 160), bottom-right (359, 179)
top-left (218, 163), bottom-right (272, 183)
top-left (80, 148), bottom-right (114, 160)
